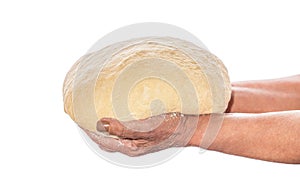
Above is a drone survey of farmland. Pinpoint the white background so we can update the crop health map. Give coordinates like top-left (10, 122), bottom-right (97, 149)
top-left (0, 0), bottom-right (299, 187)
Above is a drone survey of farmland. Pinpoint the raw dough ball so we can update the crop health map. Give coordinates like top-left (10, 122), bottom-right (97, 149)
top-left (63, 37), bottom-right (231, 132)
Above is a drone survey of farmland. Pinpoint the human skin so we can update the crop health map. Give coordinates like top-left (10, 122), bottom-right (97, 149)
top-left (227, 74), bottom-right (300, 113)
top-left (87, 75), bottom-right (300, 163)
top-left (86, 112), bottom-right (198, 156)
top-left (189, 111), bottom-right (300, 164)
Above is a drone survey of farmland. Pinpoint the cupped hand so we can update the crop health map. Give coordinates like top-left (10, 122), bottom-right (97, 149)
top-left (84, 112), bottom-right (206, 156)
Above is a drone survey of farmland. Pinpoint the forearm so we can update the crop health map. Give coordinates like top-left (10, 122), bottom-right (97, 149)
top-left (189, 111), bottom-right (300, 164)
top-left (226, 75), bottom-right (300, 113)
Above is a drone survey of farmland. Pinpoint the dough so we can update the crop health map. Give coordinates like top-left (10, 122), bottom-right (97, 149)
top-left (63, 37), bottom-right (231, 132)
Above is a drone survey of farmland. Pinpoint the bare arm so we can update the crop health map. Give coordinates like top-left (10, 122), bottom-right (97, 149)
top-left (88, 75), bottom-right (300, 163)
top-left (226, 75), bottom-right (300, 113)
top-left (189, 111), bottom-right (300, 164)
top-left (94, 110), bottom-right (300, 163)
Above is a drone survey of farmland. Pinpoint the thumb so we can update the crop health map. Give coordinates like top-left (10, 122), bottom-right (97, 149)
top-left (97, 118), bottom-right (125, 137)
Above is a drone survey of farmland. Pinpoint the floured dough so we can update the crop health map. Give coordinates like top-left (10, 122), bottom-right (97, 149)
top-left (63, 37), bottom-right (231, 132)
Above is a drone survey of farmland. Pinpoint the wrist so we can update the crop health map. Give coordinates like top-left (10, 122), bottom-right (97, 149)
top-left (187, 114), bottom-right (210, 147)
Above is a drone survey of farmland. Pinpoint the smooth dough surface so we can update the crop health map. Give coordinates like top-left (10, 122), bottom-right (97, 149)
top-left (63, 37), bottom-right (231, 132)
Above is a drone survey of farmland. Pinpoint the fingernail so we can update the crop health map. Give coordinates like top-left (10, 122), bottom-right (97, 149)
top-left (103, 124), bottom-right (110, 131)
top-left (97, 121), bottom-right (109, 132)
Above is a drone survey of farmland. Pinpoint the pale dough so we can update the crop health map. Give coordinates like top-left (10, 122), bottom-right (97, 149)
top-left (63, 37), bottom-right (231, 132)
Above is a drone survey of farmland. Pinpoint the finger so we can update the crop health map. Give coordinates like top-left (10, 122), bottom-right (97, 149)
top-left (98, 118), bottom-right (150, 139)
top-left (83, 128), bottom-right (123, 152)
top-left (98, 114), bottom-right (184, 140)
top-left (83, 127), bottom-right (147, 156)
top-left (84, 127), bottom-right (167, 157)
top-left (120, 137), bottom-right (175, 156)
top-left (97, 118), bottom-right (126, 137)
top-left (120, 139), bottom-right (152, 156)
top-left (126, 140), bottom-right (169, 156)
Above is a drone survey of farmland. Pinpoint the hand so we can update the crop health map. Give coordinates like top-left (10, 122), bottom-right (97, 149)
top-left (84, 112), bottom-right (205, 156)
